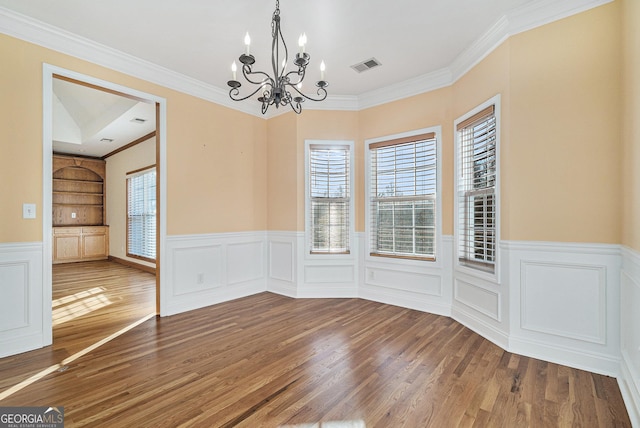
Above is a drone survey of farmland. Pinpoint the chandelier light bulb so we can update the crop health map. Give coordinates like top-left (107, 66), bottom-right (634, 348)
top-left (231, 61), bottom-right (237, 80)
top-left (320, 61), bottom-right (326, 80)
top-left (298, 33), bottom-right (307, 54)
top-left (244, 32), bottom-right (251, 55)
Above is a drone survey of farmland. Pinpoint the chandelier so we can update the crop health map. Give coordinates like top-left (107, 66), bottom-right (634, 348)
top-left (227, 0), bottom-right (328, 114)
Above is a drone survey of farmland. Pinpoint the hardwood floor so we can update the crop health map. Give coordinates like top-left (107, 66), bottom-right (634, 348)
top-left (0, 287), bottom-right (630, 427)
top-left (0, 260), bottom-right (155, 396)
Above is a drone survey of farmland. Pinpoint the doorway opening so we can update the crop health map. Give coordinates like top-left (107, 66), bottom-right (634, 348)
top-left (43, 64), bottom-right (166, 349)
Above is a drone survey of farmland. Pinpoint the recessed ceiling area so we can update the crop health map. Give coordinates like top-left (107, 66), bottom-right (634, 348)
top-left (52, 78), bottom-right (156, 158)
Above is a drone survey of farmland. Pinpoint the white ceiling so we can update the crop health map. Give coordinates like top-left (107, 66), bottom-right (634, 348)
top-left (0, 0), bottom-right (536, 98)
top-left (0, 0), bottom-right (606, 149)
top-left (52, 78), bottom-right (156, 157)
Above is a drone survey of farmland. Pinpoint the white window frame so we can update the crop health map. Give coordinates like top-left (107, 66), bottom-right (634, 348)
top-left (454, 95), bottom-right (501, 281)
top-left (365, 127), bottom-right (442, 266)
top-left (127, 166), bottom-right (157, 262)
top-left (304, 140), bottom-right (355, 258)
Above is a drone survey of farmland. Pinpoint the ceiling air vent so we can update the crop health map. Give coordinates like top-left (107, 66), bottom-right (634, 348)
top-left (350, 57), bottom-right (382, 73)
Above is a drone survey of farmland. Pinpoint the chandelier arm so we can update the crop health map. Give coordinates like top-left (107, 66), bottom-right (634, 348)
top-left (284, 69), bottom-right (306, 86)
top-left (229, 85), bottom-right (269, 102)
top-left (288, 83), bottom-right (328, 102)
top-left (241, 65), bottom-right (274, 87)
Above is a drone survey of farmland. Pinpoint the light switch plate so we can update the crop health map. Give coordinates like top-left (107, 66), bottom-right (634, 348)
top-left (23, 203), bottom-right (36, 219)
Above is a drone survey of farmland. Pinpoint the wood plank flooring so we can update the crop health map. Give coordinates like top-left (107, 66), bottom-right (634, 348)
top-left (0, 277), bottom-right (631, 426)
top-left (0, 260), bottom-right (155, 395)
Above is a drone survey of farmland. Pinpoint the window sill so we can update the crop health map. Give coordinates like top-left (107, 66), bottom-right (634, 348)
top-left (370, 253), bottom-right (435, 262)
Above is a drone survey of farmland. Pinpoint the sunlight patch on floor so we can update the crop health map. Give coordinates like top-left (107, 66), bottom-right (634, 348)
top-left (52, 286), bottom-right (106, 308)
top-left (0, 313), bottom-right (155, 401)
top-left (52, 287), bottom-right (113, 326)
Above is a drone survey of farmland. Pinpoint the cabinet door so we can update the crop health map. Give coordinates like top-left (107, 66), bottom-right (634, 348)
top-left (53, 230), bottom-right (81, 263)
top-left (81, 227), bottom-right (109, 259)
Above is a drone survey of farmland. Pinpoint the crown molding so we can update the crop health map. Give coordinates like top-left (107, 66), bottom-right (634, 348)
top-left (507, 0), bottom-right (614, 37)
top-left (0, 6), bottom-right (258, 117)
top-left (357, 67), bottom-right (453, 110)
top-left (449, 16), bottom-right (510, 83)
top-left (0, 0), bottom-right (614, 117)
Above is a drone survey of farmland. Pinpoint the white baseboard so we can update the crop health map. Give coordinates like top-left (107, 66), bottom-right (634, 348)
top-left (451, 306), bottom-right (509, 351)
top-left (509, 334), bottom-right (620, 376)
top-left (619, 350), bottom-right (640, 426)
top-left (360, 284), bottom-right (451, 316)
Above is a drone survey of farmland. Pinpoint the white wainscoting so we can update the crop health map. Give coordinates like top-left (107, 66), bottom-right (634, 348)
top-left (360, 235), bottom-right (453, 316)
top-left (267, 231), bottom-right (298, 297)
top-left (620, 246), bottom-right (640, 426)
top-left (0, 242), bottom-right (46, 358)
top-left (163, 232), bottom-right (267, 316)
top-left (267, 232), bottom-right (359, 298)
top-left (452, 260), bottom-right (509, 351)
top-left (503, 241), bottom-right (621, 376)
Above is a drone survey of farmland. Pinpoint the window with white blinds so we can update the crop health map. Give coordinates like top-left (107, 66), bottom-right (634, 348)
top-left (457, 105), bottom-right (496, 272)
top-left (309, 145), bottom-right (350, 253)
top-left (127, 167), bottom-right (156, 261)
top-left (369, 133), bottom-right (437, 260)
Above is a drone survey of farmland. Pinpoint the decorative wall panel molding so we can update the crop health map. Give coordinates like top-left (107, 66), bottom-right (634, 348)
top-left (504, 240), bottom-right (621, 376)
top-left (361, 236), bottom-right (452, 316)
top-left (454, 278), bottom-right (501, 321)
top-left (227, 241), bottom-right (265, 285)
top-left (0, 242), bottom-right (45, 358)
top-left (304, 265), bottom-right (354, 284)
top-left (268, 240), bottom-right (295, 283)
top-left (267, 232), bottom-right (298, 297)
top-left (520, 260), bottom-right (606, 344)
top-left (163, 232), bottom-right (267, 316)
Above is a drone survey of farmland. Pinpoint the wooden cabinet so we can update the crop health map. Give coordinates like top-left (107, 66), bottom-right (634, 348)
top-left (53, 226), bottom-right (109, 264)
top-left (53, 154), bottom-right (105, 226)
top-left (52, 154), bottom-right (109, 264)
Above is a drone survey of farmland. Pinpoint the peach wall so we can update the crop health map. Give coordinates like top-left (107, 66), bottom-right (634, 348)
top-left (266, 112), bottom-right (298, 231)
top-left (165, 96), bottom-right (267, 234)
top-left (622, 0), bottom-right (640, 251)
top-left (507, 2), bottom-right (621, 243)
top-left (0, 33), bottom-right (267, 244)
top-left (0, 35), bottom-right (46, 243)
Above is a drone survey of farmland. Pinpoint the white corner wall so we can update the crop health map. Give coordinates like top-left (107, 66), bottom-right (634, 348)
top-left (620, 246), bottom-right (640, 425)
